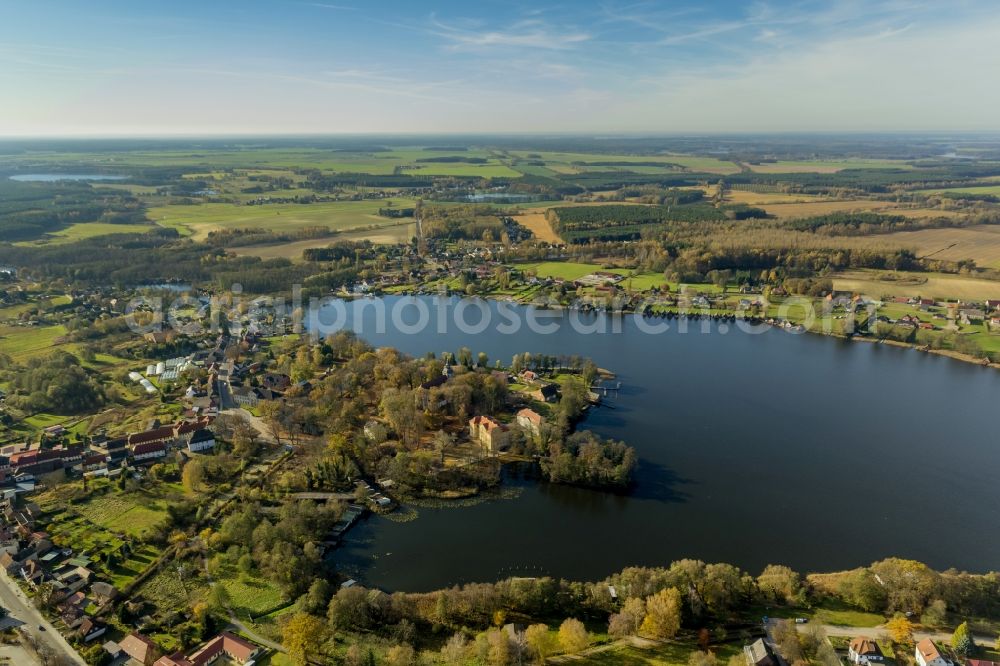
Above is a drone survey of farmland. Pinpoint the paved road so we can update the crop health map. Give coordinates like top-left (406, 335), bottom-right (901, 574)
top-left (0, 568), bottom-right (85, 665)
top-left (807, 621), bottom-right (995, 645)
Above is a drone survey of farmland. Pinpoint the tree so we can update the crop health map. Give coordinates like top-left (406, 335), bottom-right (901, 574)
top-left (757, 564), bottom-right (802, 604)
top-left (282, 612), bottom-right (330, 666)
top-left (690, 651), bottom-right (720, 666)
top-left (558, 618), bottom-right (590, 654)
top-left (182, 458), bottom-right (205, 494)
top-left (609, 597), bottom-right (646, 638)
top-left (441, 632), bottom-right (470, 665)
top-left (921, 599), bottom-right (947, 628)
top-left (952, 621), bottom-right (975, 656)
top-left (387, 644), bottom-right (416, 666)
top-left (885, 615), bottom-right (915, 644)
top-left (525, 624), bottom-right (556, 662)
top-left (641, 587), bottom-right (682, 639)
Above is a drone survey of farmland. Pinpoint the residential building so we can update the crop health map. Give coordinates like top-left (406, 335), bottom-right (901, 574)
top-left (187, 429), bottom-right (215, 453)
top-left (469, 415), bottom-right (511, 454)
top-left (118, 632), bottom-right (160, 666)
top-left (154, 631), bottom-right (261, 666)
top-left (131, 441), bottom-right (167, 463)
top-left (849, 637), bottom-right (884, 665)
top-left (516, 408), bottom-right (544, 437)
top-left (744, 639), bottom-right (778, 666)
top-left (916, 639), bottom-right (951, 666)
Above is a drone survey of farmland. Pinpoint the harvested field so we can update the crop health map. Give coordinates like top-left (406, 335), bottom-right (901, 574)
top-left (833, 269), bottom-right (1000, 300)
top-left (874, 225), bottom-right (1000, 268)
top-left (515, 211), bottom-right (562, 243)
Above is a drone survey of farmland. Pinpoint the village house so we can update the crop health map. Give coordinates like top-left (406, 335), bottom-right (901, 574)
top-left (187, 429), bottom-right (215, 453)
top-left (469, 415), bottom-right (511, 454)
top-left (744, 638), bottom-right (778, 666)
top-left (533, 383), bottom-right (559, 403)
top-left (915, 639), bottom-right (952, 666)
top-left (153, 631), bottom-right (261, 666)
top-left (77, 616), bottom-right (107, 642)
top-left (131, 441), bottom-right (167, 463)
top-left (128, 425), bottom-right (176, 448)
top-left (516, 408), bottom-right (544, 438)
top-left (117, 632), bottom-right (161, 666)
top-left (849, 637), bottom-right (885, 665)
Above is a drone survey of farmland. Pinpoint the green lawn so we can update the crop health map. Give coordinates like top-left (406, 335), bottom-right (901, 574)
top-left (0, 324), bottom-right (69, 360)
top-left (219, 571), bottom-right (287, 617)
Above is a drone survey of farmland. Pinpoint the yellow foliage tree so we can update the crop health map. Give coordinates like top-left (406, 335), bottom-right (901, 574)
top-left (641, 587), bottom-right (683, 639)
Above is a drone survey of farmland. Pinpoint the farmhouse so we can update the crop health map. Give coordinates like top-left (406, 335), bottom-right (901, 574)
top-left (469, 415), bottom-right (511, 454)
top-left (915, 639), bottom-right (951, 666)
top-left (849, 637), bottom-right (884, 665)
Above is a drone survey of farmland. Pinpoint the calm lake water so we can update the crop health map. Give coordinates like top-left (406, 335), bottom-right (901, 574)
top-left (9, 173), bottom-right (126, 182)
top-left (316, 296), bottom-right (1000, 591)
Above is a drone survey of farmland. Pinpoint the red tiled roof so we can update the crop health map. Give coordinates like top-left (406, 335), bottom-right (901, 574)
top-left (132, 441), bottom-right (166, 456)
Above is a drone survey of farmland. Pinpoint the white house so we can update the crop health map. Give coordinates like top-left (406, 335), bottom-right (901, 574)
top-left (516, 408), bottom-right (544, 437)
top-left (187, 429), bottom-right (215, 453)
top-left (916, 640), bottom-right (951, 666)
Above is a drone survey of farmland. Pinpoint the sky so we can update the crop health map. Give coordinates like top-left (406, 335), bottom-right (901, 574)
top-left (1, 0), bottom-right (999, 135)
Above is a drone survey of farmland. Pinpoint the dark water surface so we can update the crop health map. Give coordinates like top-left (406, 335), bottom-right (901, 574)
top-left (318, 296), bottom-right (1000, 591)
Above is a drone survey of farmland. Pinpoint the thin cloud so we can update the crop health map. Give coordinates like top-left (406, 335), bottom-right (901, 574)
top-left (430, 17), bottom-right (590, 50)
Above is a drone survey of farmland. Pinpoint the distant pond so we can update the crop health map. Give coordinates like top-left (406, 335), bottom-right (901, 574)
top-left (317, 296), bottom-right (1000, 592)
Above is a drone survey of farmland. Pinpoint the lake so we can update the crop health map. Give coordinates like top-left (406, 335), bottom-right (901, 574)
top-left (9, 173), bottom-right (126, 182)
top-left (313, 296), bottom-right (1000, 591)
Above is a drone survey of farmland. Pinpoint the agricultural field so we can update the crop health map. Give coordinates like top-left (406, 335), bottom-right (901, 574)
top-left (507, 150), bottom-right (741, 175)
top-left (0, 323), bottom-right (69, 360)
top-left (745, 158), bottom-right (913, 173)
top-left (917, 184), bottom-right (1000, 196)
top-left (513, 210), bottom-right (562, 243)
top-left (876, 225), bottom-right (1000, 267)
top-left (146, 198), bottom-right (418, 240)
top-left (833, 269), bottom-right (1000, 300)
top-left (16, 221), bottom-right (155, 246)
top-left (228, 221), bottom-right (417, 259)
top-left (74, 490), bottom-right (176, 539)
top-left (756, 199), bottom-right (900, 219)
top-left (217, 570), bottom-right (287, 617)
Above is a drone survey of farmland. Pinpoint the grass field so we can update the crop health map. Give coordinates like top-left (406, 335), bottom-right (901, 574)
top-left (147, 198), bottom-right (418, 239)
top-left (876, 225), bottom-right (1000, 268)
top-left (917, 184), bottom-right (1000, 196)
top-left (759, 199), bottom-right (900, 219)
top-left (746, 159), bottom-right (912, 173)
top-left (0, 324), bottom-right (68, 360)
top-left (508, 150), bottom-right (741, 175)
top-left (833, 269), bottom-right (1000, 300)
top-left (228, 221), bottom-right (417, 259)
top-left (218, 571), bottom-right (287, 617)
top-left (18, 221), bottom-right (155, 245)
top-left (75, 492), bottom-right (173, 538)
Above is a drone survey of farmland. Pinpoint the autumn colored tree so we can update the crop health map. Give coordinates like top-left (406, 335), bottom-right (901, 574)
top-left (558, 618), bottom-right (590, 654)
top-left (282, 612), bottom-right (330, 666)
top-left (641, 587), bottom-right (683, 639)
top-left (886, 615), bottom-right (915, 644)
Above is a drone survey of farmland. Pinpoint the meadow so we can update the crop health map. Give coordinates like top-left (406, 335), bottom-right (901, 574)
top-left (147, 198), bottom-right (418, 239)
top-left (833, 269), bottom-right (1000, 300)
top-left (0, 323), bottom-right (69, 360)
